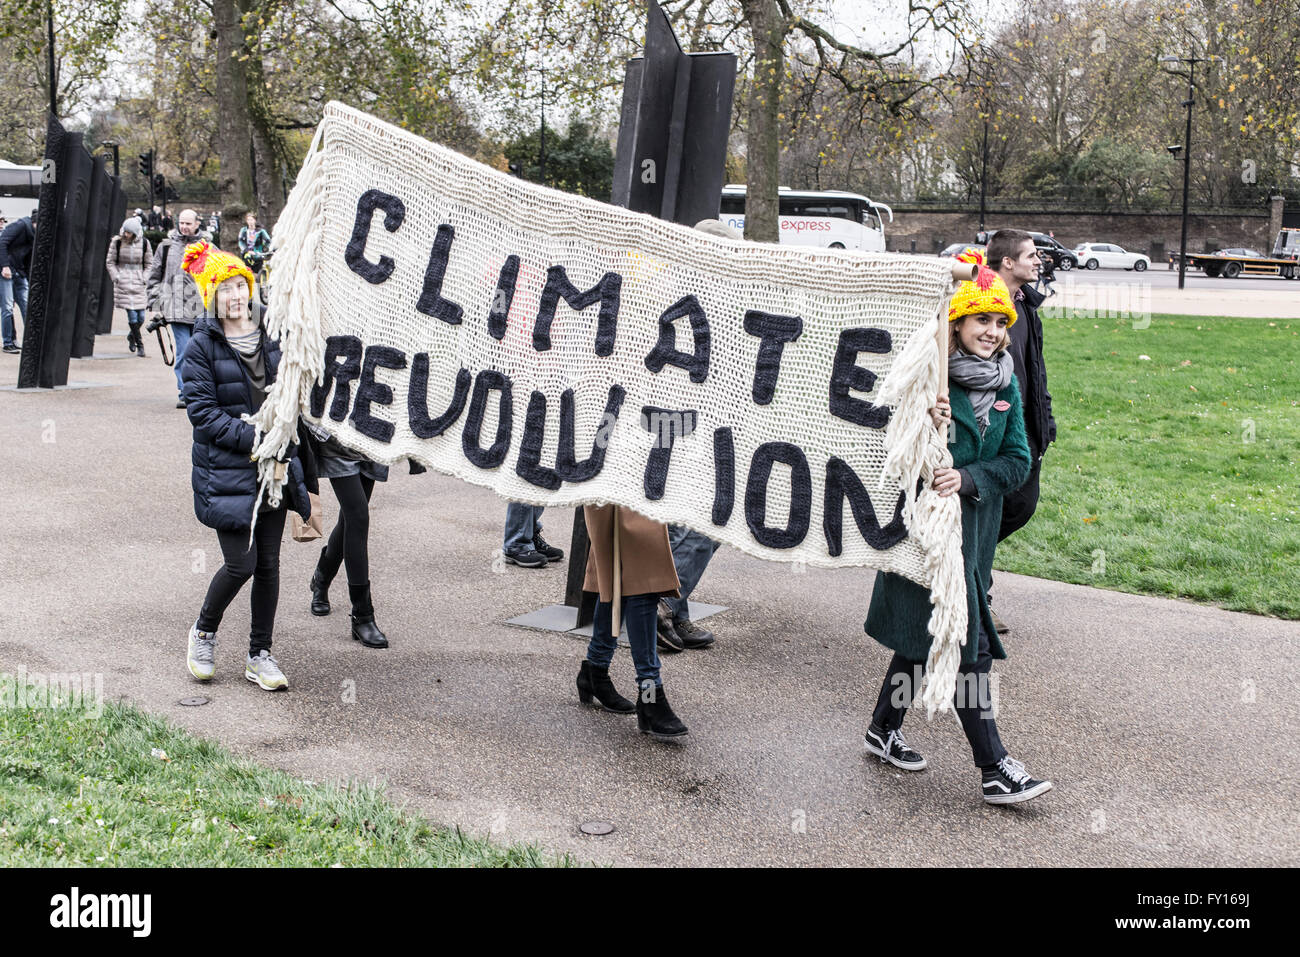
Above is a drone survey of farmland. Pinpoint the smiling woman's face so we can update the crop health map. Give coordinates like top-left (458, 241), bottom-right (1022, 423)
top-left (953, 312), bottom-right (1009, 358)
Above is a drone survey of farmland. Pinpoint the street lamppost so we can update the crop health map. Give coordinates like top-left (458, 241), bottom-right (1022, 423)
top-left (1159, 53), bottom-right (1221, 290)
top-left (957, 78), bottom-right (1011, 236)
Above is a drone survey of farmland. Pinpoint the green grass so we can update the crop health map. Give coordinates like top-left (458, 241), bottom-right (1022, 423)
top-left (994, 311), bottom-right (1300, 618)
top-left (0, 700), bottom-right (572, 867)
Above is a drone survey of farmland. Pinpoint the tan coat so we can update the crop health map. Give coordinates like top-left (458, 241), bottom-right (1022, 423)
top-left (582, 505), bottom-right (681, 602)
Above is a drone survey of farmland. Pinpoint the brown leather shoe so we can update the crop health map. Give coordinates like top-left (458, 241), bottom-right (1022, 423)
top-left (991, 610), bottom-right (1010, 635)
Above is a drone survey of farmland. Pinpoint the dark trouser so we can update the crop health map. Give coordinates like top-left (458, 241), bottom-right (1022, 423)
top-left (197, 508), bottom-right (288, 655)
top-left (870, 620), bottom-right (1007, 769)
top-left (998, 454), bottom-right (1042, 543)
top-left (663, 524), bottom-right (721, 622)
top-left (990, 454), bottom-right (1042, 605)
top-left (585, 593), bottom-right (662, 686)
top-left (318, 474), bottom-right (375, 587)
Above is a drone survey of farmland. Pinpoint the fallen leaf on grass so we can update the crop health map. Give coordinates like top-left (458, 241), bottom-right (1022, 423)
top-left (1189, 385), bottom-right (1198, 392)
top-left (1180, 360), bottom-right (1192, 366)
top-left (1083, 516), bottom-right (1097, 523)
top-left (149, 749), bottom-right (170, 762)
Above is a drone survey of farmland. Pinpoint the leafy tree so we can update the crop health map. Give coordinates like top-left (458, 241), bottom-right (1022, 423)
top-left (501, 120), bottom-right (615, 199)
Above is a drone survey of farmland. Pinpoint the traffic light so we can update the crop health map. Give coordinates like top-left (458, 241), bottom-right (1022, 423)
top-left (138, 150), bottom-right (154, 180)
top-left (164, 184), bottom-right (179, 202)
top-left (153, 173), bottom-right (166, 196)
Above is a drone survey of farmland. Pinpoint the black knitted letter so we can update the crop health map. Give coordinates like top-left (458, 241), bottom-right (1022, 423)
top-left (743, 310), bottom-right (803, 405)
top-left (461, 370), bottom-right (513, 469)
top-left (409, 357), bottom-right (471, 439)
top-left (829, 327), bottom-right (892, 429)
top-left (350, 345), bottom-right (407, 443)
top-left (414, 224), bottom-right (464, 325)
top-left (345, 189), bottom-right (405, 284)
top-left (823, 457), bottom-right (909, 555)
top-left (557, 385), bottom-right (626, 482)
top-left (310, 335), bottom-right (363, 422)
top-left (533, 265), bottom-right (622, 354)
top-left (515, 390), bottom-right (562, 490)
top-left (487, 255), bottom-right (520, 340)
top-left (639, 406), bottom-right (697, 501)
top-left (744, 442), bottom-right (812, 548)
top-left (643, 295), bottom-right (711, 383)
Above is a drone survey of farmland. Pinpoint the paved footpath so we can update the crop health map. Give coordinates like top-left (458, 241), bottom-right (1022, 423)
top-left (2, 329), bottom-right (1297, 866)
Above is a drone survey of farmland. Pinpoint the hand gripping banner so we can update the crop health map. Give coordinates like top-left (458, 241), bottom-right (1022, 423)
top-left (250, 102), bottom-right (967, 712)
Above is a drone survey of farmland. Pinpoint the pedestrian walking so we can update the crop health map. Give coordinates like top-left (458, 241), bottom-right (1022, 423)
top-left (575, 505), bottom-right (690, 740)
top-left (146, 208), bottom-right (211, 407)
top-left (0, 209), bottom-right (36, 354)
top-left (106, 217), bottom-right (153, 357)
top-left (304, 430), bottom-right (392, 649)
top-left (180, 240), bottom-right (311, 691)
top-left (987, 228), bottom-right (1057, 633)
top-left (501, 503), bottom-right (564, 567)
top-left (863, 251), bottom-right (1052, 805)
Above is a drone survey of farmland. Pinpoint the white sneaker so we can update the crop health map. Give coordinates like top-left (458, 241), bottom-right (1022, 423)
top-left (187, 622), bottom-right (216, 681)
top-left (245, 650), bottom-right (288, 691)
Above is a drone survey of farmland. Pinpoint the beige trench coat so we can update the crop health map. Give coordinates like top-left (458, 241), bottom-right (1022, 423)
top-left (581, 505), bottom-right (681, 603)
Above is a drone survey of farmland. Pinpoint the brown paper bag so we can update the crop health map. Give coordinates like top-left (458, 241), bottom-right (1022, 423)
top-left (292, 492), bottom-right (324, 542)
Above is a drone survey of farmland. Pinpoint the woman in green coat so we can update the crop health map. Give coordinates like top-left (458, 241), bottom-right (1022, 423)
top-left (863, 254), bottom-right (1053, 805)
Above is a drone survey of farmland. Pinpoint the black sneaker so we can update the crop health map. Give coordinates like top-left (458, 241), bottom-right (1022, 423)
top-left (2, 344), bottom-right (19, 354)
top-left (864, 722), bottom-right (927, 771)
top-left (655, 601), bottom-right (684, 653)
top-left (673, 617), bottom-right (715, 649)
top-left (982, 756), bottom-right (1052, 805)
top-left (503, 546), bottom-right (548, 568)
top-left (532, 533), bottom-right (564, 562)
top-left (176, 398), bottom-right (187, 409)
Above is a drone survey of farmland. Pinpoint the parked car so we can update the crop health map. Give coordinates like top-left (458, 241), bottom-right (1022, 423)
top-left (1214, 247), bottom-right (1263, 258)
top-left (1029, 232), bottom-right (1078, 271)
top-left (940, 242), bottom-right (985, 259)
top-left (1073, 242), bottom-right (1151, 271)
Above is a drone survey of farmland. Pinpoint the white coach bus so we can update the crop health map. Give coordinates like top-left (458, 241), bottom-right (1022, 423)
top-left (718, 185), bottom-right (893, 252)
top-left (0, 161), bottom-right (41, 223)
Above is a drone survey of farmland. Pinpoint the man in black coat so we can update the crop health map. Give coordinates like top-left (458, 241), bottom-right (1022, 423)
top-left (0, 211), bottom-right (36, 353)
top-left (986, 228), bottom-right (1057, 631)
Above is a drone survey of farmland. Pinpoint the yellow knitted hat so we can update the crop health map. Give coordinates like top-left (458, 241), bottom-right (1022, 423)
top-left (948, 248), bottom-right (1017, 327)
top-left (182, 240), bottom-right (255, 310)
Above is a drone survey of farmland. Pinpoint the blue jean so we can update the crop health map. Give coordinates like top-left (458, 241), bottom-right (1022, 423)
top-left (503, 503), bottom-right (543, 552)
top-left (585, 593), bottom-right (661, 686)
top-left (1, 273), bottom-right (28, 347)
top-left (172, 321), bottom-right (193, 393)
top-left (663, 524), bottom-right (721, 621)
top-left (125, 308), bottom-right (144, 327)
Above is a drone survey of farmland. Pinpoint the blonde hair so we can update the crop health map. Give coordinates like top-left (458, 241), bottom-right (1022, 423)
top-left (949, 312), bottom-right (1011, 355)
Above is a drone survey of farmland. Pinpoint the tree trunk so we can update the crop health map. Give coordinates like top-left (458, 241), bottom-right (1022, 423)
top-left (214, 0), bottom-right (254, 210)
top-left (742, 0), bottom-right (784, 242)
top-left (245, 36), bottom-right (286, 226)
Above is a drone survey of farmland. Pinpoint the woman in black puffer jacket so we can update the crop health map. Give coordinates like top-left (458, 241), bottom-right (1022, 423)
top-left (178, 241), bottom-right (310, 691)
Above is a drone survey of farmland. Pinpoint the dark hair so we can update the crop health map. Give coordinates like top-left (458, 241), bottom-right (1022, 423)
top-left (987, 229), bottom-right (1034, 271)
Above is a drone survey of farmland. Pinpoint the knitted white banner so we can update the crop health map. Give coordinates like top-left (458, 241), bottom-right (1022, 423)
top-left (253, 103), bottom-right (960, 593)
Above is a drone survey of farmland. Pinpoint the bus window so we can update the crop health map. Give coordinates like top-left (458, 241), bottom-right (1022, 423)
top-left (827, 204), bottom-right (854, 221)
top-left (719, 194), bottom-right (745, 216)
top-left (861, 205), bottom-right (882, 231)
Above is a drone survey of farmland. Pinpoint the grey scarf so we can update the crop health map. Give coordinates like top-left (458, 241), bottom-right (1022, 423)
top-left (948, 349), bottom-right (1013, 430)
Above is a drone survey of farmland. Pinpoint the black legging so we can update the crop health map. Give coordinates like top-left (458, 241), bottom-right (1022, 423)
top-left (197, 508), bottom-right (287, 654)
top-left (318, 474), bottom-right (374, 586)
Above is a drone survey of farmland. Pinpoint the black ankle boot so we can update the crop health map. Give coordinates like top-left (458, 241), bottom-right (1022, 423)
top-left (576, 660), bottom-right (634, 713)
top-left (310, 550), bottom-right (332, 616)
top-left (635, 681), bottom-right (689, 739)
top-left (349, 581), bottom-right (388, 648)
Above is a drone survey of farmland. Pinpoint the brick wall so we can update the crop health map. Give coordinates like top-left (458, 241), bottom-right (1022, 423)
top-left (886, 208), bottom-right (1275, 260)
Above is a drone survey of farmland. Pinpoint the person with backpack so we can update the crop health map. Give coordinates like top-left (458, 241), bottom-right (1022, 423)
top-left (106, 217), bottom-right (154, 357)
top-left (238, 212), bottom-right (271, 276)
top-left (146, 209), bottom-right (211, 407)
